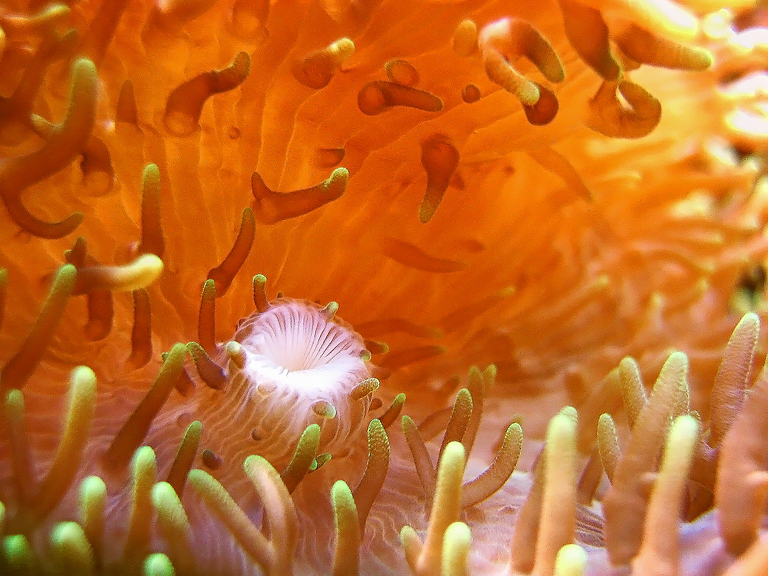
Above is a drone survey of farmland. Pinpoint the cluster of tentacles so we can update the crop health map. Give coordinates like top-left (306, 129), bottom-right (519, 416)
top-left (0, 0), bottom-right (728, 240)
top-left (384, 311), bottom-right (768, 576)
top-left (2, 0), bottom-right (768, 575)
top-left (6, 260), bottom-right (768, 576)
top-left (0, 261), bottom-right (388, 575)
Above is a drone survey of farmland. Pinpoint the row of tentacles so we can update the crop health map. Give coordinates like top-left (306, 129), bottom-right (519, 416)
top-left (3, 246), bottom-right (768, 575)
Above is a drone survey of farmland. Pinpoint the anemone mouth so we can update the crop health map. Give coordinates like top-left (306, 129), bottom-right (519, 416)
top-left (237, 299), bottom-right (370, 399)
top-left (171, 296), bottom-right (377, 483)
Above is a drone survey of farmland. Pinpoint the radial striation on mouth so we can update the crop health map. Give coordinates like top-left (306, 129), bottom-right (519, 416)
top-left (180, 296), bottom-right (375, 475)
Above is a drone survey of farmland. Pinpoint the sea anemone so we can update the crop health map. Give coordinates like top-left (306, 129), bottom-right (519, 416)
top-left (1, 0), bottom-right (768, 574)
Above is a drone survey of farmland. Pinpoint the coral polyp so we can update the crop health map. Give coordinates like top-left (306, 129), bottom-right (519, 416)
top-left (3, 0), bottom-right (768, 574)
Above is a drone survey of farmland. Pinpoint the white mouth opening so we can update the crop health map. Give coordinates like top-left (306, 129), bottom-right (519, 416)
top-left (238, 299), bottom-right (369, 398)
